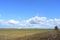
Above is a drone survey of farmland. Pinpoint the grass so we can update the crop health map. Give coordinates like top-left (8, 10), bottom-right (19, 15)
top-left (0, 29), bottom-right (53, 40)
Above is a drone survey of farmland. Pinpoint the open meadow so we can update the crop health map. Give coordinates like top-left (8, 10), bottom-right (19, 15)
top-left (0, 29), bottom-right (53, 40)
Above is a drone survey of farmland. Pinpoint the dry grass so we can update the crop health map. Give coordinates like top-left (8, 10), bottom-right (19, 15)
top-left (17, 30), bottom-right (60, 40)
top-left (0, 29), bottom-right (50, 40)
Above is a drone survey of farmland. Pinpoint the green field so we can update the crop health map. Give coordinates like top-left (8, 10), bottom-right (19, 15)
top-left (0, 29), bottom-right (60, 40)
top-left (0, 29), bottom-right (52, 40)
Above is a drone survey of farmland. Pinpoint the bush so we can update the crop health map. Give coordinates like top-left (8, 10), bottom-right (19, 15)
top-left (54, 26), bottom-right (58, 31)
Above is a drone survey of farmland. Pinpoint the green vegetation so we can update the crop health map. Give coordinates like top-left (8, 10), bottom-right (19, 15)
top-left (54, 26), bottom-right (59, 31)
top-left (0, 29), bottom-right (60, 40)
top-left (0, 29), bottom-right (52, 40)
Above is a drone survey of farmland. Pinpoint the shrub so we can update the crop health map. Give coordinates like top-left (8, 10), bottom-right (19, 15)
top-left (54, 26), bottom-right (58, 31)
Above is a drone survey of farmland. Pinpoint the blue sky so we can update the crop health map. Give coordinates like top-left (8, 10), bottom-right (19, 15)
top-left (0, 0), bottom-right (60, 28)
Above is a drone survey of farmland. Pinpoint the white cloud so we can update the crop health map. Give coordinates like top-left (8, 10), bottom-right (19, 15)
top-left (23, 16), bottom-right (60, 28)
top-left (8, 19), bottom-right (20, 25)
top-left (54, 18), bottom-right (60, 25)
top-left (0, 16), bottom-right (60, 28)
top-left (24, 16), bottom-right (47, 25)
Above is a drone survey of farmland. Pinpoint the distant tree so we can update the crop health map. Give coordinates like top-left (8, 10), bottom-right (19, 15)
top-left (54, 26), bottom-right (58, 31)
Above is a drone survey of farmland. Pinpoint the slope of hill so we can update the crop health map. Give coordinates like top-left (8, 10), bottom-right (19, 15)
top-left (0, 29), bottom-right (50, 40)
top-left (16, 30), bottom-right (60, 40)
top-left (0, 29), bottom-right (60, 40)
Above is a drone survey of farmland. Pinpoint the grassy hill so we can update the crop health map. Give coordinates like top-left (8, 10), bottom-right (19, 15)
top-left (18, 30), bottom-right (60, 40)
top-left (0, 29), bottom-right (60, 40)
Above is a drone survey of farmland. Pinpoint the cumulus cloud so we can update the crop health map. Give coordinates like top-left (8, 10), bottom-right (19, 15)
top-left (8, 20), bottom-right (20, 25)
top-left (24, 16), bottom-right (47, 25)
top-left (0, 16), bottom-right (60, 28)
top-left (23, 16), bottom-right (60, 28)
top-left (54, 18), bottom-right (60, 25)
